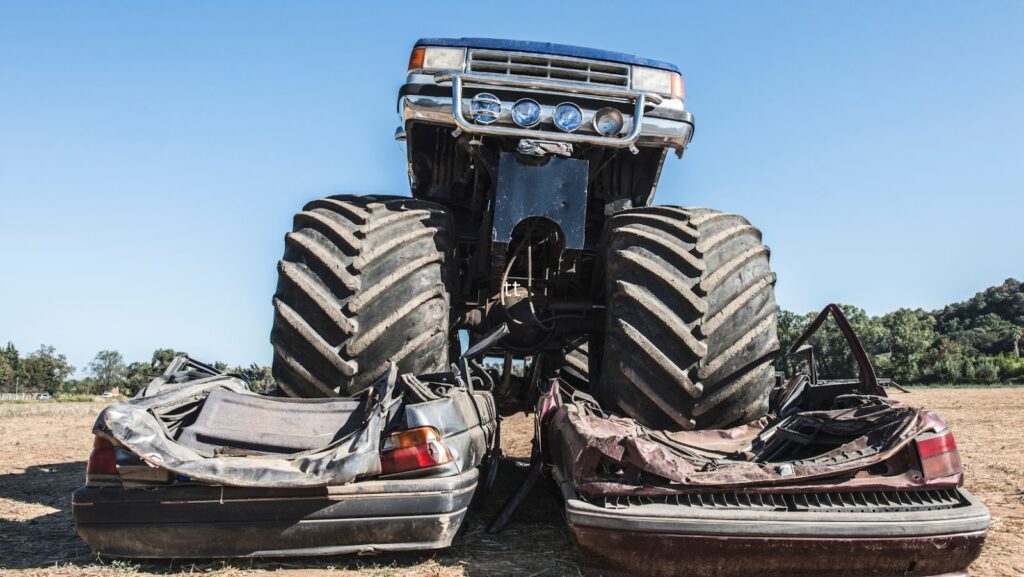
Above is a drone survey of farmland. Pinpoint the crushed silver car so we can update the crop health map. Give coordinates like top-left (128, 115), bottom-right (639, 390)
top-left (73, 357), bottom-right (498, 558)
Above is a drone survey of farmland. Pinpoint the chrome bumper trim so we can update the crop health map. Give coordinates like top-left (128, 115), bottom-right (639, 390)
top-left (401, 96), bottom-right (692, 151)
top-left (433, 72), bottom-right (662, 150)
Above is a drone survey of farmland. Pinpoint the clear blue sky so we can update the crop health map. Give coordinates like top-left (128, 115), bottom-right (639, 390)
top-left (1, 2), bottom-right (1021, 373)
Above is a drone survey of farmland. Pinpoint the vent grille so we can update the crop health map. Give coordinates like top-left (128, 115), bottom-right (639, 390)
top-left (789, 488), bottom-right (964, 513)
top-left (585, 488), bottom-right (966, 514)
top-left (467, 50), bottom-right (630, 87)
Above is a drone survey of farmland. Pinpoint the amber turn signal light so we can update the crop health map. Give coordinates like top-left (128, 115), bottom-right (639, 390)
top-left (407, 47), bottom-right (425, 72)
top-left (671, 73), bottom-right (685, 100)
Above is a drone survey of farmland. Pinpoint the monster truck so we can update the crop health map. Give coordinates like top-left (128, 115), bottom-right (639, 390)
top-left (72, 40), bottom-right (987, 573)
top-left (272, 37), bottom-right (778, 431)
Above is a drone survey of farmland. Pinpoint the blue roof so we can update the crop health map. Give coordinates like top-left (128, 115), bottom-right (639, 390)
top-left (415, 38), bottom-right (680, 73)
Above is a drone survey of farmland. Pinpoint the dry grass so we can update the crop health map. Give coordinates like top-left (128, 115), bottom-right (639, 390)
top-left (1, 389), bottom-right (1020, 576)
top-left (896, 388), bottom-right (1024, 577)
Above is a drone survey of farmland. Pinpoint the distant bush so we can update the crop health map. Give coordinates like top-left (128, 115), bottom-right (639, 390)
top-left (54, 394), bottom-right (98, 402)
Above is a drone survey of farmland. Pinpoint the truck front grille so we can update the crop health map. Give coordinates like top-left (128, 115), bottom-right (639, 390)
top-left (585, 487), bottom-right (967, 514)
top-left (467, 50), bottom-right (630, 88)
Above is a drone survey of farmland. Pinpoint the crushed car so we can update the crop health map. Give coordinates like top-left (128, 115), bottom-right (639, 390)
top-left (529, 305), bottom-right (989, 577)
top-left (73, 357), bottom-right (497, 558)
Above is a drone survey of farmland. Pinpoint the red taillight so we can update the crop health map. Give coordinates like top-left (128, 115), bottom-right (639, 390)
top-left (379, 427), bottom-right (451, 475)
top-left (86, 436), bottom-right (117, 479)
top-left (915, 430), bottom-right (962, 479)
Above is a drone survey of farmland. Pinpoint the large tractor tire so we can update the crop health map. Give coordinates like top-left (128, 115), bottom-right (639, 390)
top-left (271, 195), bottom-right (453, 397)
top-left (595, 206), bottom-right (779, 430)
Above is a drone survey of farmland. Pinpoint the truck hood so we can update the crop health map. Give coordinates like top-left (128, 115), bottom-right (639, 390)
top-left (415, 37), bottom-right (680, 73)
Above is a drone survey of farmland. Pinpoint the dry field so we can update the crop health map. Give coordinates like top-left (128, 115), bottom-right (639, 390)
top-left (1, 388), bottom-right (1021, 576)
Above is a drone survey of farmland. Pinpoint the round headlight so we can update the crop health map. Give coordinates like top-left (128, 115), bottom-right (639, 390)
top-left (511, 99), bottom-right (542, 127)
top-left (592, 107), bottom-right (624, 136)
top-left (471, 93), bottom-right (501, 124)
top-left (552, 102), bottom-right (583, 132)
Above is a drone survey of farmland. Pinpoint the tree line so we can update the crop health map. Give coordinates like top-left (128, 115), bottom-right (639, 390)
top-left (2, 278), bottom-right (1021, 395)
top-left (0, 346), bottom-right (275, 397)
top-left (777, 278), bottom-right (1024, 384)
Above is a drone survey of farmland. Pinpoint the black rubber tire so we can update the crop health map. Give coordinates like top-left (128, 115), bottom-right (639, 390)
top-left (595, 206), bottom-right (779, 430)
top-left (551, 337), bottom-right (590, 390)
top-left (270, 195), bottom-right (453, 397)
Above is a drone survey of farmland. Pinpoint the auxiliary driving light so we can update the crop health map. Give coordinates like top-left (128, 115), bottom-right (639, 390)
top-left (592, 107), bottom-right (625, 136)
top-left (511, 98), bottom-right (542, 127)
top-left (471, 93), bottom-right (501, 124)
top-left (552, 102), bottom-right (583, 132)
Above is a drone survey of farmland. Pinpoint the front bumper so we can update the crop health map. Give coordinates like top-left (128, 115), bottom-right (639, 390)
top-left (558, 478), bottom-right (989, 577)
top-left (400, 72), bottom-right (695, 153)
top-left (73, 468), bottom-right (479, 558)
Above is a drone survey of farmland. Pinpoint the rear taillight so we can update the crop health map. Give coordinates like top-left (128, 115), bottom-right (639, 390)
top-left (915, 430), bottom-right (962, 479)
top-left (380, 427), bottom-right (451, 476)
top-left (86, 436), bottom-right (117, 483)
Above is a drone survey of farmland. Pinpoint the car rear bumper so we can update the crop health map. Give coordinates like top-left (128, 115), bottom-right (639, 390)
top-left (73, 468), bottom-right (479, 558)
top-left (559, 479), bottom-right (989, 577)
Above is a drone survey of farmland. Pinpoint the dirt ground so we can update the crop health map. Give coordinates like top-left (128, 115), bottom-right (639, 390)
top-left (1, 387), bottom-right (1021, 576)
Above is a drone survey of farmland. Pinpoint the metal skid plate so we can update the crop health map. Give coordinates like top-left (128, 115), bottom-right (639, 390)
top-left (492, 152), bottom-right (588, 251)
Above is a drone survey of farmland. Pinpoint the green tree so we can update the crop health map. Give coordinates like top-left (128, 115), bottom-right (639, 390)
top-left (231, 363), bottom-right (276, 394)
top-left (974, 356), bottom-right (999, 383)
top-left (88, 350), bottom-right (127, 394)
top-left (774, 309), bottom-right (808, 376)
top-left (124, 361), bottom-right (153, 396)
top-left (774, 306), bottom-right (890, 379)
top-left (0, 342), bottom-right (21, 393)
top-left (150, 348), bottom-right (184, 372)
top-left (992, 353), bottom-right (1024, 382)
top-left (58, 377), bottom-right (97, 396)
top-left (122, 348), bottom-right (189, 396)
top-left (803, 305), bottom-right (887, 380)
top-left (0, 358), bottom-right (12, 395)
top-left (21, 345), bottom-right (75, 395)
top-left (773, 280), bottom-right (1022, 386)
top-left (0, 355), bottom-right (13, 393)
top-left (936, 278), bottom-right (1024, 355)
top-left (881, 308), bottom-right (937, 383)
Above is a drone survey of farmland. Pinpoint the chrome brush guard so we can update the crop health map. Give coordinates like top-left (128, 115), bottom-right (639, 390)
top-left (433, 71), bottom-right (662, 152)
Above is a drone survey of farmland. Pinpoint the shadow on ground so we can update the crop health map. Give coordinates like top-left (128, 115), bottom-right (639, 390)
top-left (0, 457), bottom-right (578, 576)
top-left (1, 461), bottom-right (93, 568)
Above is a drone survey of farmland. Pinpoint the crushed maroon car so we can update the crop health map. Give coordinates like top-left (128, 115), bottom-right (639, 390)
top-left (525, 305), bottom-right (989, 577)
